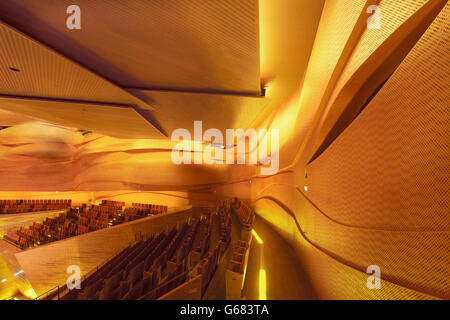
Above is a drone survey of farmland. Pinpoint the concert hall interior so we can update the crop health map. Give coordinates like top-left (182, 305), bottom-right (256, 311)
top-left (0, 0), bottom-right (448, 301)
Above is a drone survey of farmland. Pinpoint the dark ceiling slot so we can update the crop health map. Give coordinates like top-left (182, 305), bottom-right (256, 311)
top-left (308, 72), bottom-right (395, 165)
top-left (9, 67), bottom-right (20, 72)
top-left (352, 72), bottom-right (393, 122)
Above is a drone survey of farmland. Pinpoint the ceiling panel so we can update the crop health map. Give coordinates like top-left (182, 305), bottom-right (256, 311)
top-left (0, 22), bottom-right (134, 104)
top-left (0, 97), bottom-right (163, 139)
top-left (129, 89), bottom-right (269, 135)
top-left (0, 0), bottom-right (261, 94)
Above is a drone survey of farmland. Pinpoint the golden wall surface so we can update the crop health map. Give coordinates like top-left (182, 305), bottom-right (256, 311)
top-left (218, 0), bottom-right (449, 299)
top-left (0, 0), bottom-right (448, 300)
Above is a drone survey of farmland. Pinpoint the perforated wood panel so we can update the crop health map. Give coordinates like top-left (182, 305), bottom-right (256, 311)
top-left (306, 3), bottom-right (449, 298)
top-left (0, 97), bottom-right (161, 139)
top-left (300, 0), bottom-right (366, 110)
top-left (128, 89), bottom-right (269, 135)
top-left (253, 196), bottom-right (441, 299)
top-left (0, 22), bottom-right (131, 104)
top-left (278, 0), bottom-right (367, 166)
top-left (0, 0), bottom-right (260, 94)
top-left (326, 0), bottom-right (428, 113)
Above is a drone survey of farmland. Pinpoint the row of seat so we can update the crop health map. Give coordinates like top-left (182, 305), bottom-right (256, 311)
top-left (3, 232), bottom-right (27, 248)
top-left (61, 216), bottom-right (209, 300)
top-left (218, 203), bottom-right (232, 247)
top-left (131, 203), bottom-right (168, 211)
top-left (2, 200), bottom-right (172, 250)
top-left (0, 199), bottom-right (71, 204)
top-left (3, 202), bottom-right (135, 248)
top-left (191, 214), bottom-right (212, 258)
top-left (0, 199), bottom-right (71, 214)
top-left (86, 205), bottom-right (118, 217)
top-left (231, 197), bottom-right (254, 225)
top-left (228, 198), bottom-right (253, 274)
top-left (116, 203), bottom-right (168, 224)
top-left (4, 214), bottom-right (110, 249)
top-left (101, 200), bottom-right (125, 207)
top-left (198, 240), bottom-right (224, 296)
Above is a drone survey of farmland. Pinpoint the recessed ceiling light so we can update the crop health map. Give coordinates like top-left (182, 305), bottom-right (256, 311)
top-left (9, 67), bottom-right (20, 72)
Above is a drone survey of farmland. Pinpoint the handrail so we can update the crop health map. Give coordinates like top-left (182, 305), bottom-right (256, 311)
top-left (35, 244), bottom-right (131, 300)
top-left (34, 285), bottom-right (59, 300)
top-left (252, 195), bottom-right (446, 299)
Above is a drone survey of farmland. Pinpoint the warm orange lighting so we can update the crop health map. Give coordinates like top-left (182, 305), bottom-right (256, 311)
top-left (252, 228), bottom-right (267, 300)
top-left (259, 269), bottom-right (267, 300)
top-left (252, 229), bottom-right (264, 244)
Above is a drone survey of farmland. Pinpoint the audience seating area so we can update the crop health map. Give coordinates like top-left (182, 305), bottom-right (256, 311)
top-left (229, 199), bottom-right (253, 274)
top-left (118, 203), bottom-right (168, 225)
top-left (2, 199), bottom-right (240, 300)
top-left (0, 199), bottom-right (71, 214)
top-left (60, 213), bottom-right (214, 300)
top-left (3, 201), bottom-right (168, 249)
top-left (197, 204), bottom-right (232, 296)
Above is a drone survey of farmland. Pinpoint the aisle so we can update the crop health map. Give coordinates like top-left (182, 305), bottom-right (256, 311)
top-left (204, 212), bottom-right (317, 300)
top-left (241, 216), bottom-right (317, 300)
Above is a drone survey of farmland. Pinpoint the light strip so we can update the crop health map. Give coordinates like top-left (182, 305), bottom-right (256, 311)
top-left (252, 229), bottom-right (264, 244)
top-left (259, 269), bottom-right (267, 300)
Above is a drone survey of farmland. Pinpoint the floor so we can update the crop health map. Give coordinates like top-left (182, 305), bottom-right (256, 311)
top-left (0, 211), bottom-right (64, 300)
top-left (241, 216), bottom-right (317, 300)
top-left (204, 213), bottom-right (317, 300)
top-left (202, 211), bottom-right (238, 300)
top-left (0, 240), bottom-right (35, 300)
